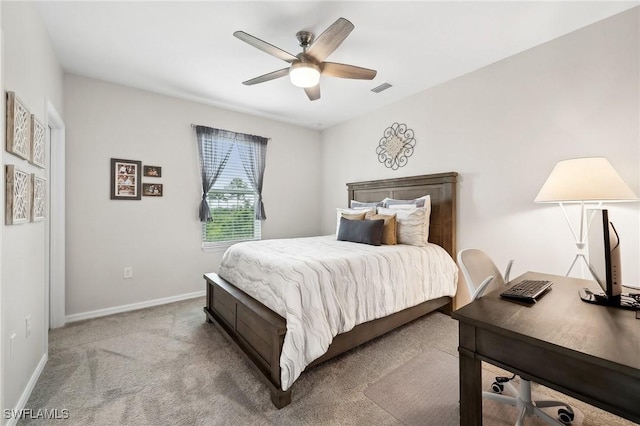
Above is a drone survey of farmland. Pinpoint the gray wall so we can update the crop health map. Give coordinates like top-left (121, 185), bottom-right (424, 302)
top-left (320, 9), bottom-right (640, 304)
top-left (2, 3), bottom-right (638, 417)
top-left (64, 75), bottom-right (322, 316)
top-left (1, 1), bottom-right (64, 417)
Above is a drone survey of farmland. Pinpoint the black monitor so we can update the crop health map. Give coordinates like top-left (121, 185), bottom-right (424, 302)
top-left (579, 209), bottom-right (637, 310)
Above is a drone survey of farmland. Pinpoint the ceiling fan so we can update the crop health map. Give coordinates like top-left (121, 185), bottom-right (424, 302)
top-left (234, 18), bottom-right (377, 101)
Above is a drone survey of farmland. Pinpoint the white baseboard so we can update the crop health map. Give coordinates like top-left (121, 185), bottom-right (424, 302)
top-left (65, 290), bottom-right (206, 323)
top-left (5, 354), bottom-right (48, 426)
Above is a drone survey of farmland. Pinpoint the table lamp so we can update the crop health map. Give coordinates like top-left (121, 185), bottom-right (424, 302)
top-left (534, 157), bottom-right (637, 276)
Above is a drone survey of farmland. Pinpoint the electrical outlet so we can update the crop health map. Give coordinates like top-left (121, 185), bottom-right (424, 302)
top-left (25, 315), bottom-right (31, 338)
top-left (10, 333), bottom-right (16, 358)
top-left (124, 267), bottom-right (133, 279)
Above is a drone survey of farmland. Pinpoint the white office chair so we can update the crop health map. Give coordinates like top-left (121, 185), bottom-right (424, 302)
top-left (457, 249), bottom-right (575, 426)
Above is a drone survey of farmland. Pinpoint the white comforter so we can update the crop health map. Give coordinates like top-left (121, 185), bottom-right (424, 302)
top-left (218, 235), bottom-right (458, 391)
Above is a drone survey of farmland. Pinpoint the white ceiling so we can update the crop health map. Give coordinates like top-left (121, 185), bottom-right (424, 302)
top-left (36, 1), bottom-right (638, 130)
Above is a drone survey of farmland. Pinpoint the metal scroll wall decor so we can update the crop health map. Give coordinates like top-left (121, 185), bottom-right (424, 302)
top-left (376, 122), bottom-right (415, 170)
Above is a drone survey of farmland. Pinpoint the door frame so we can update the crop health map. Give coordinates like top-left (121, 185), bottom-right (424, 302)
top-left (47, 99), bottom-right (65, 331)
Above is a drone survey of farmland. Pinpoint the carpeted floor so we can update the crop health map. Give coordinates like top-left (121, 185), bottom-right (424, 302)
top-left (365, 347), bottom-right (587, 426)
top-left (21, 297), bottom-right (638, 425)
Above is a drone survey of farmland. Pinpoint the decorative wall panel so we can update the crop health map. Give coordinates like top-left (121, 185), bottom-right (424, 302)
top-left (30, 115), bottom-right (46, 168)
top-left (6, 92), bottom-right (31, 161)
top-left (31, 174), bottom-right (46, 222)
top-left (6, 165), bottom-right (31, 224)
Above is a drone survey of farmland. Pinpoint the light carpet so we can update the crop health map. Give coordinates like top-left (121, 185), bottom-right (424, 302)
top-left (364, 347), bottom-right (586, 426)
top-left (20, 297), bottom-right (637, 425)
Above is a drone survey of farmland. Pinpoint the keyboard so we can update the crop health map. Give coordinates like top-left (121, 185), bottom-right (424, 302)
top-left (501, 280), bottom-right (553, 302)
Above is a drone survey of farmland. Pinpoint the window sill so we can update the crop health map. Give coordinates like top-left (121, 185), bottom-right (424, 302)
top-left (201, 243), bottom-right (231, 253)
top-left (201, 238), bottom-right (259, 253)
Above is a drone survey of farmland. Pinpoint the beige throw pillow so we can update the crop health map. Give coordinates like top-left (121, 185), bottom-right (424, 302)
top-left (365, 212), bottom-right (397, 245)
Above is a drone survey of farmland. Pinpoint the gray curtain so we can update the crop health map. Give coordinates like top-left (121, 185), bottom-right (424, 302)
top-left (236, 135), bottom-right (268, 220)
top-left (195, 126), bottom-right (233, 222)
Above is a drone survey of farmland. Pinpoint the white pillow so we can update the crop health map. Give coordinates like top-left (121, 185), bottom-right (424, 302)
top-left (383, 194), bottom-right (431, 209)
top-left (378, 206), bottom-right (431, 246)
top-left (335, 207), bottom-right (375, 235)
top-left (349, 200), bottom-right (383, 209)
top-left (387, 204), bottom-right (418, 210)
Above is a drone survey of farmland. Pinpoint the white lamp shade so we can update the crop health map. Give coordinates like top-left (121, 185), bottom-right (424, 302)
top-left (535, 157), bottom-right (637, 203)
top-left (289, 62), bottom-right (320, 88)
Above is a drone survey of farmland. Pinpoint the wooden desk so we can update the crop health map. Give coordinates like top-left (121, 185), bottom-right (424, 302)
top-left (452, 272), bottom-right (640, 425)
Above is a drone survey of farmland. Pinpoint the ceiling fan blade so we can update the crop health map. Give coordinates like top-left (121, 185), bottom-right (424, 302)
top-left (304, 85), bottom-right (321, 101)
top-left (306, 18), bottom-right (354, 62)
top-left (242, 68), bottom-right (290, 85)
top-left (321, 62), bottom-right (377, 80)
top-left (234, 31), bottom-right (298, 63)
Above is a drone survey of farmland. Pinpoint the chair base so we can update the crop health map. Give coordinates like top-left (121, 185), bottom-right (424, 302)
top-left (484, 378), bottom-right (574, 426)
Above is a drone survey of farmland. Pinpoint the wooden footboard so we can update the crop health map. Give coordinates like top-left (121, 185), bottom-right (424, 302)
top-left (204, 272), bottom-right (451, 408)
top-left (203, 272), bottom-right (290, 408)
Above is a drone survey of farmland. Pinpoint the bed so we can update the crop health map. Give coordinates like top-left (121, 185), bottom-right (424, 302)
top-left (203, 172), bottom-right (458, 408)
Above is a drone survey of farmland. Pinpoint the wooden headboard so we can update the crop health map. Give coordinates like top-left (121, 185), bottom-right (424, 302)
top-left (346, 172), bottom-right (457, 257)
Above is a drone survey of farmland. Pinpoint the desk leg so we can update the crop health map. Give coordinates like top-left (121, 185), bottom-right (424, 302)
top-left (459, 322), bottom-right (482, 426)
top-left (205, 281), bottom-right (213, 323)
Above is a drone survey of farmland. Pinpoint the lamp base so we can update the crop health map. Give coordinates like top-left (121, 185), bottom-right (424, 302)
top-left (566, 253), bottom-right (592, 278)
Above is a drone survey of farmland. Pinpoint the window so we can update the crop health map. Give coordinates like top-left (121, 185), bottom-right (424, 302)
top-left (195, 126), bottom-right (268, 250)
top-left (202, 146), bottom-right (261, 245)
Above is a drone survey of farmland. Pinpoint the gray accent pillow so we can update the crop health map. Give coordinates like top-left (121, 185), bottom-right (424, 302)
top-left (337, 218), bottom-right (385, 246)
top-left (335, 207), bottom-right (375, 235)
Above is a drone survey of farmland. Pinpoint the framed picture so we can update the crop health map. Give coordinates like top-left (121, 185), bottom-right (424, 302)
top-left (110, 158), bottom-right (142, 200)
top-left (143, 165), bottom-right (162, 177)
top-left (5, 165), bottom-right (31, 225)
top-left (6, 92), bottom-right (31, 161)
top-left (30, 115), bottom-right (46, 168)
top-left (143, 183), bottom-right (163, 197)
top-left (31, 174), bottom-right (46, 222)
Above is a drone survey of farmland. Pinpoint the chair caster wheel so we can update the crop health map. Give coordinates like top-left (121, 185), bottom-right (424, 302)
top-left (491, 382), bottom-right (504, 393)
top-left (558, 408), bottom-right (574, 424)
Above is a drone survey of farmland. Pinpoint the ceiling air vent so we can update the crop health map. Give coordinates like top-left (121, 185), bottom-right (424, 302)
top-left (371, 82), bottom-right (392, 93)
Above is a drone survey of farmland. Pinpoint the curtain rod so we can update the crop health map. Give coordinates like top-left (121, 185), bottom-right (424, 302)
top-left (191, 123), bottom-right (269, 141)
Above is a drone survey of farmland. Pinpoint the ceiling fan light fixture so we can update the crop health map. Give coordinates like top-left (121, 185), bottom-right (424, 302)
top-left (235, 18), bottom-right (375, 100)
top-left (289, 62), bottom-right (321, 88)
